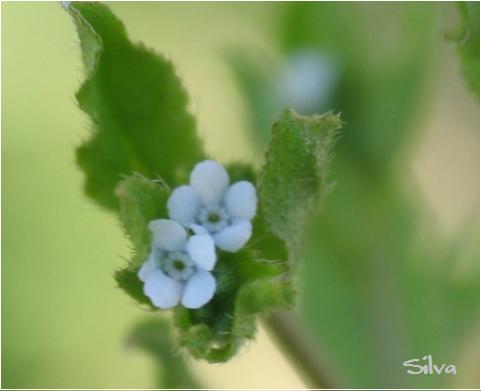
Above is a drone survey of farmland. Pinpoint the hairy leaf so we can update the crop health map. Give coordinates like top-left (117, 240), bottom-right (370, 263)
top-left (116, 174), bottom-right (170, 269)
top-left (259, 108), bottom-right (340, 256)
top-left (174, 249), bottom-right (294, 363)
top-left (114, 174), bottom-right (169, 306)
top-left (115, 268), bottom-right (156, 310)
top-left (66, 2), bottom-right (204, 210)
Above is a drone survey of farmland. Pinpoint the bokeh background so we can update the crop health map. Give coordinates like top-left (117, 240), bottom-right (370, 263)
top-left (2, 2), bottom-right (479, 389)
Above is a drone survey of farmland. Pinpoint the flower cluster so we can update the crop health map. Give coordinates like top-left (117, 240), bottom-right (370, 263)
top-left (138, 160), bottom-right (257, 309)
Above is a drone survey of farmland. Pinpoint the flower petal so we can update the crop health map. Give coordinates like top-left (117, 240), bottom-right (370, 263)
top-left (224, 181), bottom-right (257, 220)
top-left (167, 185), bottom-right (202, 226)
top-left (214, 219), bottom-right (252, 252)
top-left (181, 271), bottom-right (216, 309)
top-left (138, 251), bottom-right (158, 282)
top-left (190, 160), bottom-right (229, 205)
top-left (143, 269), bottom-right (183, 309)
top-left (186, 234), bottom-right (216, 271)
top-left (148, 219), bottom-right (186, 251)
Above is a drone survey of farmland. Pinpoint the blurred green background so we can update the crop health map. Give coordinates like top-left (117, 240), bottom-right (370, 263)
top-left (2, 2), bottom-right (479, 389)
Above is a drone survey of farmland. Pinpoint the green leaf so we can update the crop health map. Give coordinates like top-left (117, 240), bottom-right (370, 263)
top-left (449, 2), bottom-right (480, 96)
top-left (127, 317), bottom-right (203, 389)
top-left (174, 249), bottom-right (294, 363)
top-left (115, 268), bottom-right (156, 310)
top-left (66, 2), bottom-right (204, 210)
top-left (259, 108), bottom-right (341, 256)
top-left (116, 174), bottom-right (170, 269)
top-left (114, 174), bottom-right (169, 307)
top-left (226, 162), bottom-right (289, 261)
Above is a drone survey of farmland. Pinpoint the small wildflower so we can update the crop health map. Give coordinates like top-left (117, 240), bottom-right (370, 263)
top-left (167, 160), bottom-right (257, 252)
top-left (138, 219), bottom-right (217, 309)
top-left (278, 50), bottom-right (338, 115)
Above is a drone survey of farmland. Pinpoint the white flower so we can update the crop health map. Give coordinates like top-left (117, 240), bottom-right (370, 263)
top-left (138, 219), bottom-right (217, 310)
top-left (167, 160), bottom-right (257, 252)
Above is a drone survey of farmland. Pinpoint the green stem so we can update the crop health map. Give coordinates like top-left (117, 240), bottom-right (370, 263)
top-left (264, 310), bottom-right (337, 389)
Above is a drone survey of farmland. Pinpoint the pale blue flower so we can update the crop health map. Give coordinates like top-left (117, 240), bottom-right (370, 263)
top-left (138, 219), bottom-right (217, 309)
top-left (167, 160), bottom-right (257, 252)
top-left (278, 50), bottom-right (338, 114)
